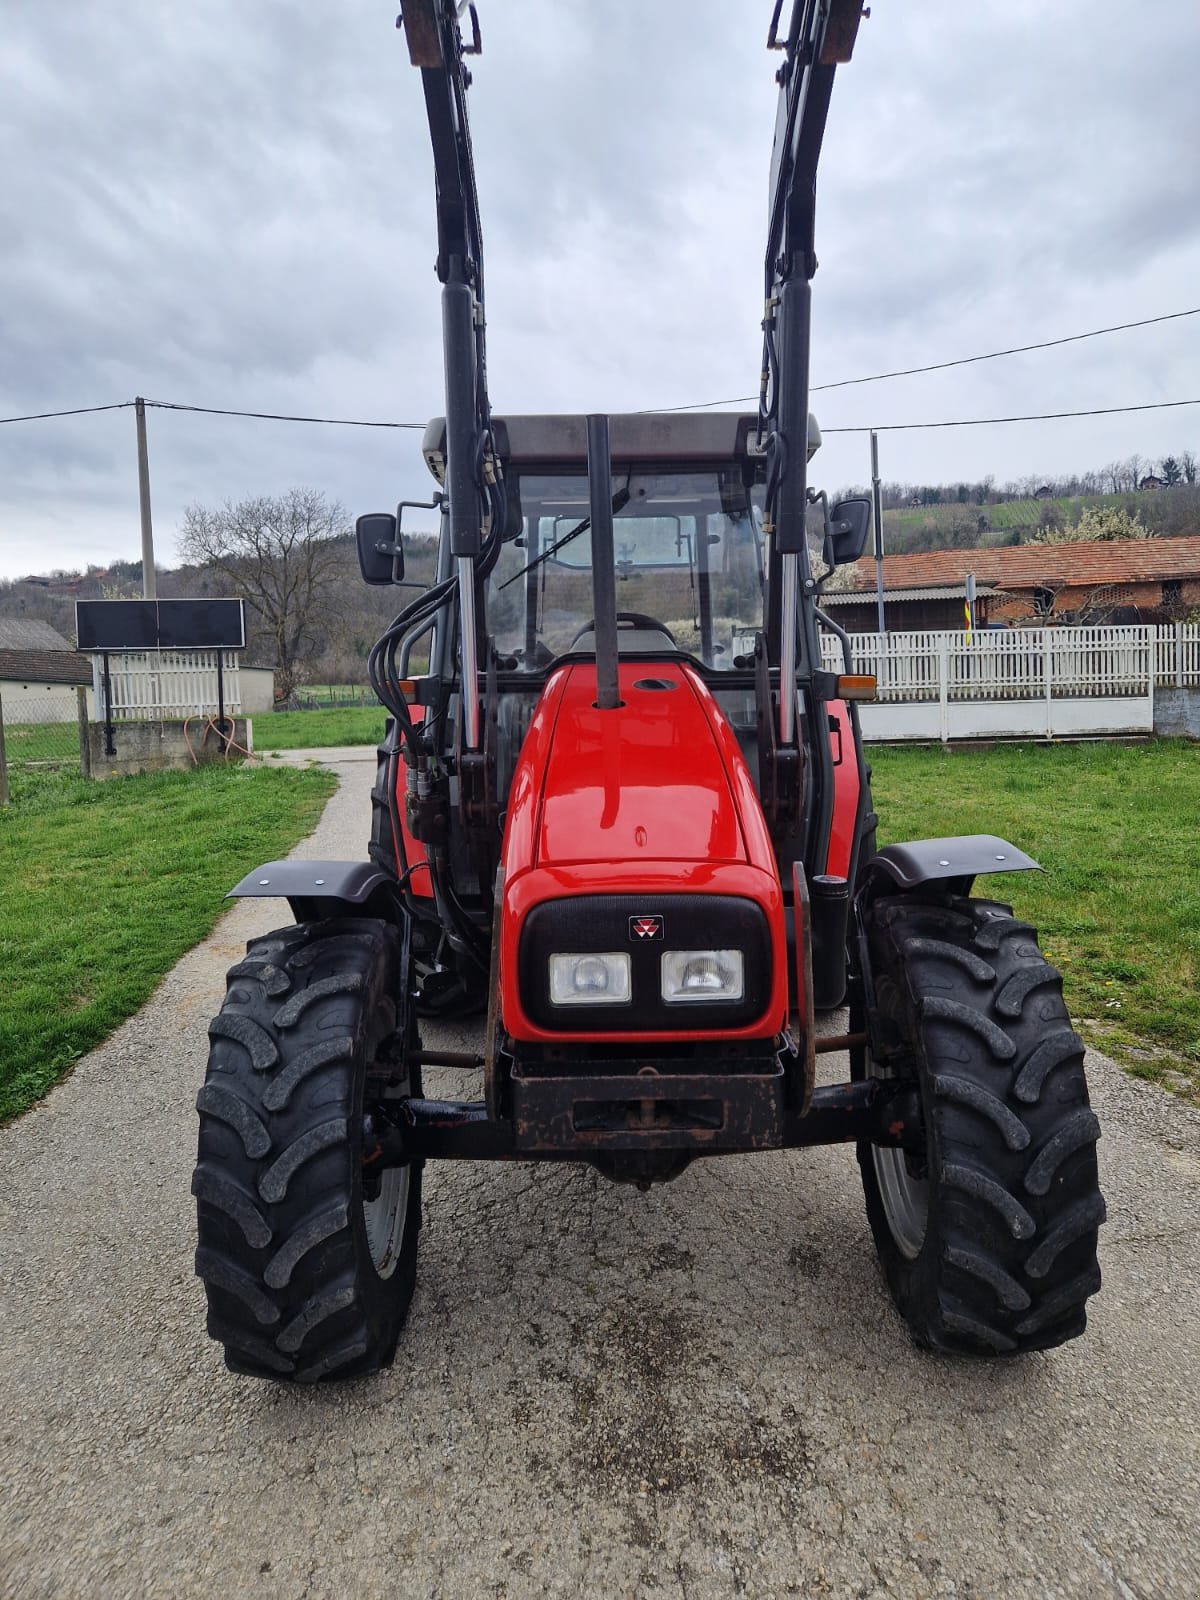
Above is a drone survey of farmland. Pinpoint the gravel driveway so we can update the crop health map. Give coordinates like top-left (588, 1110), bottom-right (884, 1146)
top-left (2, 749), bottom-right (1197, 1599)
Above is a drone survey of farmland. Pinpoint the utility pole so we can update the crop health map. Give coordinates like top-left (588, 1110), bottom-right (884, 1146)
top-left (870, 430), bottom-right (886, 633)
top-left (135, 396), bottom-right (156, 599)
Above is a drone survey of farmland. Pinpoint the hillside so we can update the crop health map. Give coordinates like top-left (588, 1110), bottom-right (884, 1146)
top-left (880, 484), bottom-right (1200, 555)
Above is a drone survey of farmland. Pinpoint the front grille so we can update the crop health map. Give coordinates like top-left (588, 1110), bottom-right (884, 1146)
top-left (518, 893), bottom-right (771, 1031)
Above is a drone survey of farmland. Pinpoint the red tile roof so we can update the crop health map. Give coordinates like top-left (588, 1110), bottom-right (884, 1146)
top-left (845, 535), bottom-right (1200, 593)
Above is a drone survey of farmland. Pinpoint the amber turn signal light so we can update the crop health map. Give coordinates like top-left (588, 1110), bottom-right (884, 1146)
top-left (836, 675), bottom-right (877, 701)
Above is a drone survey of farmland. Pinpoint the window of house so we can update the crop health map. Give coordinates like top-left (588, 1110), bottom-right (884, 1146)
top-left (1162, 580), bottom-right (1183, 607)
top-left (1033, 586), bottom-right (1056, 618)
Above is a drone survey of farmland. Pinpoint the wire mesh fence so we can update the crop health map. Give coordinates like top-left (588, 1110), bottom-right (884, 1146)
top-left (0, 691), bottom-right (84, 799)
top-left (284, 685), bottom-right (377, 711)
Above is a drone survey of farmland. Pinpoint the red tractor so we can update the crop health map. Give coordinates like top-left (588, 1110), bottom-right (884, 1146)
top-left (194, 1), bottom-right (1103, 1382)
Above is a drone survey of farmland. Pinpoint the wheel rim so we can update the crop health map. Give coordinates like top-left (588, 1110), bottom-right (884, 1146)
top-left (363, 1164), bottom-right (411, 1279)
top-left (363, 1082), bottom-right (412, 1279)
top-left (868, 1055), bottom-right (928, 1260)
top-left (872, 1143), bottom-right (928, 1260)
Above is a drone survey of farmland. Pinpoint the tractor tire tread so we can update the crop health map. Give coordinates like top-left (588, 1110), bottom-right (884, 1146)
top-left (193, 917), bottom-right (421, 1383)
top-left (195, 1084), bottom-right (271, 1158)
top-left (858, 894), bottom-right (1104, 1356)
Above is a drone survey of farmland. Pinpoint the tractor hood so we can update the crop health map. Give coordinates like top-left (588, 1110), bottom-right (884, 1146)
top-left (530, 662), bottom-right (747, 868)
top-left (497, 659), bottom-right (787, 1044)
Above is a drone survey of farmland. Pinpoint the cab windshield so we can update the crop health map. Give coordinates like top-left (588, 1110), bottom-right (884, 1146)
top-left (486, 467), bottom-right (766, 671)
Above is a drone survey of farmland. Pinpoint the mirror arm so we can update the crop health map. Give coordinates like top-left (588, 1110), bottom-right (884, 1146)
top-left (388, 494), bottom-right (447, 583)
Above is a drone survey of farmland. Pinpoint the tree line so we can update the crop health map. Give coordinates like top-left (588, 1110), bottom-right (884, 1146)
top-left (864, 448), bottom-right (1197, 512)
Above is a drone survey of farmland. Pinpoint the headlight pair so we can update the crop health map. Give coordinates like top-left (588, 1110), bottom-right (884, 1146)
top-left (548, 949), bottom-right (744, 1007)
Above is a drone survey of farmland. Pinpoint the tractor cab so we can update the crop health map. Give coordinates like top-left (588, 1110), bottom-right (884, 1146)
top-left (419, 411), bottom-right (821, 678)
top-left (423, 410), bottom-right (828, 669)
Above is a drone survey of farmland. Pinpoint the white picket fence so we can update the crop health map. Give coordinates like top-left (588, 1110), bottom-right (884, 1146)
top-left (92, 626), bottom-right (1200, 737)
top-left (820, 623), bottom-right (1200, 742)
top-left (94, 651), bottom-right (242, 719)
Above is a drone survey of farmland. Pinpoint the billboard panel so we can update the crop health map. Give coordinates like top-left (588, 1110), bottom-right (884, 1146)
top-left (76, 599), bottom-right (246, 652)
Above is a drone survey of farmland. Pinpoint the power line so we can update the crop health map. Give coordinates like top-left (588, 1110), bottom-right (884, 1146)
top-left (822, 397), bottom-right (1200, 434)
top-left (0, 398), bottom-right (427, 429)
top-left (0, 401), bottom-right (133, 425)
top-left (143, 399), bottom-right (426, 430)
top-left (3, 377), bottom-right (1199, 442)
top-left (649, 305), bottom-right (1200, 413)
top-left (818, 307), bottom-right (1200, 393)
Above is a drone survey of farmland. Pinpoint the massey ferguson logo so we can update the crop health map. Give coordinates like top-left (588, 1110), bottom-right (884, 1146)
top-left (629, 915), bottom-right (664, 941)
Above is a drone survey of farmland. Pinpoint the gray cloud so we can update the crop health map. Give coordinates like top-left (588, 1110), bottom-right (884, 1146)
top-left (2, 0), bottom-right (1199, 578)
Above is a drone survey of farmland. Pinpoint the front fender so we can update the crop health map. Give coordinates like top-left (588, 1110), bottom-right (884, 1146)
top-left (856, 835), bottom-right (1039, 903)
top-left (227, 860), bottom-right (396, 923)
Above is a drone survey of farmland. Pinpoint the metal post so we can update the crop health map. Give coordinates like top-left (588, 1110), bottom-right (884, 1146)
top-left (870, 430), bottom-right (885, 634)
top-left (586, 415), bottom-right (621, 711)
top-left (76, 686), bottom-right (92, 781)
top-left (135, 397), bottom-right (156, 599)
top-left (0, 694), bottom-right (9, 807)
top-left (101, 651), bottom-right (116, 757)
top-left (216, 651), bottom-right (228, 752)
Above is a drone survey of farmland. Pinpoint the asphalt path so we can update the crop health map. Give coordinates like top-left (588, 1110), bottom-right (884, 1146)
top-left (2, 749), bottom-right (1198, 1599)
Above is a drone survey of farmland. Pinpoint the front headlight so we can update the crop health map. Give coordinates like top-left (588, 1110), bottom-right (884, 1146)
top-left (548, 952), bottom-right (632, 1006)
top-left (660, 949), bottom-right (745, 1004)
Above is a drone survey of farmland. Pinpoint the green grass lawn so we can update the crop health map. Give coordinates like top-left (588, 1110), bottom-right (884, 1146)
top-left (870, 740), bottom-right (1200, 1097)
top-left (253, 705), bottom-right (388, 750)
top-left (0, 762), bottom-right (336, 1121)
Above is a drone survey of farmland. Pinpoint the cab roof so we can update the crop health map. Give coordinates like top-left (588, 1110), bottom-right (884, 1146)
top-left (421, 411), bottom-right (821, 480)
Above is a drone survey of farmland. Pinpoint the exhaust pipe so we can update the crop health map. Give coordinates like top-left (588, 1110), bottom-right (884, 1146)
top-left (586, 414), bottom-right (621, 711)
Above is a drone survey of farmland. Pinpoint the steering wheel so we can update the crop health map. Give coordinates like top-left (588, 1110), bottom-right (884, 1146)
top-left (568, 612), bottom-right (678, 648)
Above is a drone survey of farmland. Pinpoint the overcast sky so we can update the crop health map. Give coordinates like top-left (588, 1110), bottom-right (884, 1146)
top-left (3, 0), bottom-right (1199, 581)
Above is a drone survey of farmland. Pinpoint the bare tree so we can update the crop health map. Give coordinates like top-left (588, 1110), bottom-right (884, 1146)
top-left (1181, 450), bottom-right (1198, 485)
top-left (179, 489), bottom-right (350, 701)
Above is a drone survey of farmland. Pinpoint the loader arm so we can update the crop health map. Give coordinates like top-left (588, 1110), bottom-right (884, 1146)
top-left (401, 0), bottom-right (498, 752)
top-left (758, 0), bottom-right (865, 875)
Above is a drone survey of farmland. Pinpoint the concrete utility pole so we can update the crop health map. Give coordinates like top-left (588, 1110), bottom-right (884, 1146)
top-left (135, 396), bottom-right (156, 599)
top-left (870, 430), bottom-right (886, 633)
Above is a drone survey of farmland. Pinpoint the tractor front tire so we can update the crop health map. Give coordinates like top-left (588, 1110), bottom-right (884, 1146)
top-left (856, 894), bottom-right (1104, 1356)
top-left (193, 917), bottom-right (422, 1382)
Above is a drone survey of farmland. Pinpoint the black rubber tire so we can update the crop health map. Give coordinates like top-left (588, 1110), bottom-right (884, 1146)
top-left (856, 893), bottom-right (1105, 1356)
top-left (193, 917), bottom-right (422, 1383)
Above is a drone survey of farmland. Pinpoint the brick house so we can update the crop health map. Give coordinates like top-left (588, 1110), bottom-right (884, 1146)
top-left (827, 535), bottom-right (1200, 631)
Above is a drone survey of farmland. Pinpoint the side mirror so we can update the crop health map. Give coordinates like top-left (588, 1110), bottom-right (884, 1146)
top-left (825, 496), bottom-right (872, 567)
top-left (356, 512), bottom-right (404, 586)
